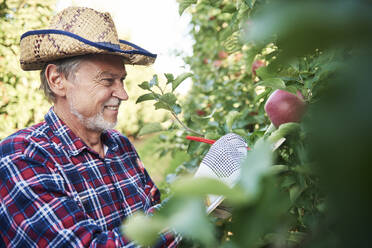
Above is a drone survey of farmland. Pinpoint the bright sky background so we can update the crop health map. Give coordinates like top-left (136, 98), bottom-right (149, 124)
top-left (56, 0), bottom-right (194, 93)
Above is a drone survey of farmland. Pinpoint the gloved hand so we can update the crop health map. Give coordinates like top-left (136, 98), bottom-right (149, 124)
top-left (194, 133), bottom-right (248, 187)
top-left (193, 133), bottom-right (248, 216)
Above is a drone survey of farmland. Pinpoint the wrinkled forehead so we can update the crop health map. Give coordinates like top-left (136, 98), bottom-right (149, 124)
top-left (77, 54), bottom-right (127, 77)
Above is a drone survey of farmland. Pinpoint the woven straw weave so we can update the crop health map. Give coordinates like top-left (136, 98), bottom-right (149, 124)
top-left (20, 7), bottom-right (155, 70)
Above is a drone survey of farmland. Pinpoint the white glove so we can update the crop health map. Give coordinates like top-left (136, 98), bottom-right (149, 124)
top-left (193, 133), bottom-right (248, 215)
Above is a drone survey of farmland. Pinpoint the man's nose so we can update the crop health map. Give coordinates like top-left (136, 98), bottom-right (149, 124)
top-left (112, 81), bottom-right (129, 101)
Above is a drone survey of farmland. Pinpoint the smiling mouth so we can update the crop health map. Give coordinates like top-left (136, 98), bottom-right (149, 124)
top-left (105, 105), bottom-right (119, 111)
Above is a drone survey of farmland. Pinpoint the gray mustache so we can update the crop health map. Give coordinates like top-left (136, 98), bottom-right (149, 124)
top-left (104, 98), bottom-right (121, 106)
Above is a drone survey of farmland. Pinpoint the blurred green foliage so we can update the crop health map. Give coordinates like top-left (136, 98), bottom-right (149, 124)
top-left (133, 133), bottom-right (190, 188)
top-left (0, 0), bottom-right (55, 139)
top-left (128, 0), bottom-right (372, 247)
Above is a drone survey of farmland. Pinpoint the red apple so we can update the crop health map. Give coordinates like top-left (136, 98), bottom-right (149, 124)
top-left (251, 60), bottom-right (266, 77)
top-left (264, 89), bottom-right (306, 128)
top-left (196, 110), bottom-right (206, 116)
top-left (218, 50), bottom-right (228, 60)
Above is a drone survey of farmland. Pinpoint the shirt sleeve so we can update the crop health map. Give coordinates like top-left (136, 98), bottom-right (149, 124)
top-left (0, 152), bottom-right (180, 248)
top-left (129, 144), bottom-right (182, 247)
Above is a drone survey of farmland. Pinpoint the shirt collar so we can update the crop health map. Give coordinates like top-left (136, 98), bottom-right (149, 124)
top-left (45, 107), bottom-right (119, 156)
top-left (101, 130), bottom-right (119, 155)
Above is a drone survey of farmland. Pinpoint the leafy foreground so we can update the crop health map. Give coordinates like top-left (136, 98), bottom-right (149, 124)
top-left (123, 0), bottom-right (372, 247)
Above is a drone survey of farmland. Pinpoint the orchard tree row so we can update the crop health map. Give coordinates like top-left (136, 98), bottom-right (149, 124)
top-left (128, 0), bottom-right (372, 247)
top-left (0, 0), bottom-right (55, 138)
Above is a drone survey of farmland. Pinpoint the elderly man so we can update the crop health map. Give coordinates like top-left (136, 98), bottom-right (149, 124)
top-left (0, 6), bottom-right (180, 247)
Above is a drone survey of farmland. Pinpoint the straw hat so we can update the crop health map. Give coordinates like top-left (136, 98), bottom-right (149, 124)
top-left (20, 6), bottom-right (157, 71)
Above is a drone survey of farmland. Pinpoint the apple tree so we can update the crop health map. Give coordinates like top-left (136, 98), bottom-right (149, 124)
top-left (127, 0), bottom-right (372, 247)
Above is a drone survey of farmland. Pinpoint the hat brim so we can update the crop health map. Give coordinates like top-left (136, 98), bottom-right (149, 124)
top-left (20, 29), bottom-right (157, 71)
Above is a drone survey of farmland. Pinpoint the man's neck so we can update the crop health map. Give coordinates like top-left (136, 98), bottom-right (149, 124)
top-left (54, 104), bottom-right (105, 158)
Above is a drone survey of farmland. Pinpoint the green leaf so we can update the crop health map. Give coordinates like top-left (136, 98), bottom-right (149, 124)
top-left (164, 73), bottom-right (174, 83)
top-left (166, 198), bottom-right (216, 246)
top-left (172, 72), bottom-right (193, 92)
top-left (178, 0), bottom-right (197, 16)
top-left (154, 101), bottom-right (171, 111)
top-left (267, 122), bottom-right (301, 144)
top-left (220, 12), bottom-right (238, 40)
top-left (289, 185), bottom-right (302, 203)
top-left (256, 66), bottom-right (273, 80)
top-left (138, 122), bottom-right (163, 136)
top-left (287, 231), bottom-right (307, 244)
top-left (191, 114), bottom-right (209, 126)
top-left (258, 78), bottom-right (286, 90)
top-left (123, 213), bottom-right (165, 246)
top-left (205, 132), bottom-right (220, 140)
top-left (243, 0), bottom-right (255, 8)
top-left (159, 93), bottom-right (177, 106)
top-left (285, 85), bottom-right (299, 95)
top-left (125, 197), bottom-right (216, 247)
top-left (187, 140), bottom-right (200, 155)
top-left (222, 4), bottom-right (237, 13)
top-left (172, 177), bottom-right (246, 204)
top-left (268, 164), bottom-right (289, 175)
top-left (238, 139), bottom-right (273, 200)
top-left (222, 31), bottom-right (241, 53)
top-left (138, 81), bottom-right (150, 90)
top-left (281, 175), bottom-right (296, 188)
top-left (226, 110), bottom-right (241, 131)
top-left (136, 93), bottom-right (155, 104)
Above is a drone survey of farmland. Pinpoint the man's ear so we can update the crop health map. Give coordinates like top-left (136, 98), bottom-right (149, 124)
top-left (45, 64), bottom-right (66, 97)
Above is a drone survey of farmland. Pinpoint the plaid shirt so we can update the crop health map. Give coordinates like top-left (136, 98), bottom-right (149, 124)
top-left (0, 108), bottom-right (180, 247)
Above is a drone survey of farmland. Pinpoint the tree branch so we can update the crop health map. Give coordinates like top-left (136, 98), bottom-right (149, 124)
top-left (170, 111), bottom-right (204, 137)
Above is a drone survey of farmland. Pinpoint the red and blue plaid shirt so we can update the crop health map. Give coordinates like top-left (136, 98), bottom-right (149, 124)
top-left (0, 108), bottom-right (180, 247)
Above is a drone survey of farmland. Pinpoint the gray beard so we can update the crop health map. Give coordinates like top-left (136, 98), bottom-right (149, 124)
top-left (69, 100), bottom-right (117, 132)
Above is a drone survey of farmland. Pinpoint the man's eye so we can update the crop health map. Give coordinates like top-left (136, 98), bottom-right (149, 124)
top-left (102, 78), bottom-right (114, 84)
